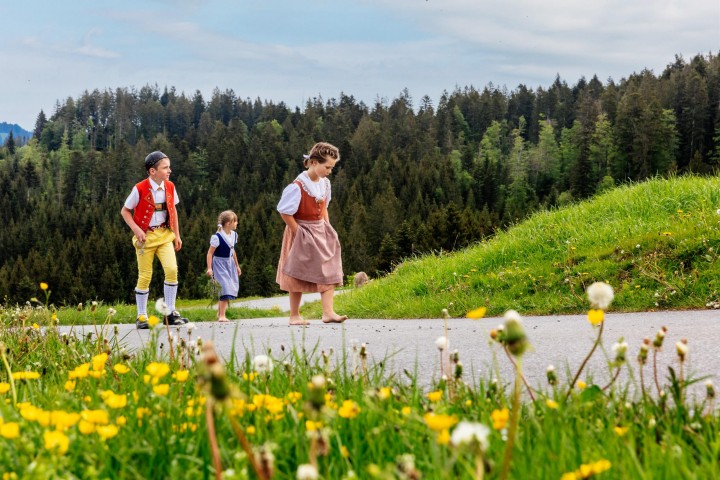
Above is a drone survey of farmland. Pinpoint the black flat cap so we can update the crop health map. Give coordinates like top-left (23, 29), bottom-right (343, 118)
top-left (144, 151), bottom-right (168, 170)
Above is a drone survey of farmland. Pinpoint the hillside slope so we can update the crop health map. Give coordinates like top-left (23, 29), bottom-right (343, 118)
top-left (332, 175), bottom-right (720, 318)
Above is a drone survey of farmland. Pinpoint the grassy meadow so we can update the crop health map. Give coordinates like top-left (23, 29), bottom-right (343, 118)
top-left (326, 175), bottom-right (720, 319)
top-left (0, 289), bottom-right (718, 479)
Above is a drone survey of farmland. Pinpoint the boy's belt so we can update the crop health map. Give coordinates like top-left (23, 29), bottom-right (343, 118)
top-left (154, 202), bottom-right (167, 212)
top-left (148, 224), bottom-right (169, 231)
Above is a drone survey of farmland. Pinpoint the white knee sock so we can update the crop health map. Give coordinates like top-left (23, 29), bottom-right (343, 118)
top-left (135, 289), bottom-right (149, 317)
top-left (164, 282), bottom-right (178, 312)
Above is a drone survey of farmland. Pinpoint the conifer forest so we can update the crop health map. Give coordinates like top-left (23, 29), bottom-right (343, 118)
top-left (0, 53), bottom-right (718, 305)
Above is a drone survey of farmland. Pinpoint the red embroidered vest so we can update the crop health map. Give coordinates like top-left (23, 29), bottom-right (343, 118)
top-left (293, 180), bottom-right (326, 221)
top-left (132, 178), bottom-right (177, 232)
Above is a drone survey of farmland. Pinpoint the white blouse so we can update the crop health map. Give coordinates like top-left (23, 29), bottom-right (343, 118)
top-left (276, 172), bottom-right (332, 215)
top-left (209, 230), bottom-right (237, 256)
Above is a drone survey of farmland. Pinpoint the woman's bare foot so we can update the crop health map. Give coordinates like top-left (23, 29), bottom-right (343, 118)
top-left (217, 317), bottom-right (230, 323)
top-left (289, 315), bottom-right (310, 326)
top-left (322, 313), bottom-right (348, 324)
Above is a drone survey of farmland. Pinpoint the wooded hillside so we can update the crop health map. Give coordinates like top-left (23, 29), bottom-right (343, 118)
top-left (1, 53), bottom-right (718, 305)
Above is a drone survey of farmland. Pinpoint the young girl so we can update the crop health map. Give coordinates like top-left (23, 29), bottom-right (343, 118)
top-left (206, 210), bottom-right (242, 322)
top-left (276, 142), bottom-right (347, 326)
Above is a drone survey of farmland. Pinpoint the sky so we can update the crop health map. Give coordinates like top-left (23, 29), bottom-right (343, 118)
top-left (2, 0), bottom-right (718, 131)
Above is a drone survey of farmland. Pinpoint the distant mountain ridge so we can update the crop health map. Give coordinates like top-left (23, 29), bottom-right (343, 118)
top-left (0, 122), bottom-right (32, 146)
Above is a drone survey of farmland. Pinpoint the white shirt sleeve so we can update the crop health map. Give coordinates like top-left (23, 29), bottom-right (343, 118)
top-left (326, 179), bottom-right (332, 205)
top-left (174, 190), bottom-right (180, 205)
top-left (123, 187), bottom-right (140, 210)
top-left (277, 183), bottom-right (301, 215)
top-left (209, 234), bottom-right (220, 248)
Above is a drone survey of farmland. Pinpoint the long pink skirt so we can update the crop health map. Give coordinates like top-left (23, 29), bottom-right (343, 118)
top-left (276, 220), bottom-right (343, 293)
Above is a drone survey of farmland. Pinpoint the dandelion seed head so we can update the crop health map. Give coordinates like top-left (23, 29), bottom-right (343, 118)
top-left (155, 298), bottom-right (172, 316)
top-left (435, 336), bottom-right (448, 351)
top-left (252, 355), bottom-right (273, 374)
top-left (587, 282), bottom-right (614, 310)
top-left (296, 464), bottom-right (318, 480)
top-left (451, 421), bottom-right (490, 450)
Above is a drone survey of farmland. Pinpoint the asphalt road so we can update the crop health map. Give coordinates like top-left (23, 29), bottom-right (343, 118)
top-left (62, 308), bottom-right (719, 399)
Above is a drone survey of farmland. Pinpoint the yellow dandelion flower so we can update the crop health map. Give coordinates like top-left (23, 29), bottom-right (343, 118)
top-left (591, 459), bottom-right (612, 474)
top-left (466, 307), bottom-right (487, 319)
top-left (246, 426), bottom-right (256, 435)
top-left (96, 424), bottom-right (119, 440)
top-left (153, 384), bottom-right (170, 396)
top-left (423, 412), bottom-right (458, 431)
top-left (305, 420), bottom-right (322, 431)
top-left (465, 400), bottom-right (472, 407)
top-left (401, 406), bottom-right (412, 416)
top-left (146, 362), bottom-right (170, 379)
top-left (104, 393), bottom-right (127, 409)
top-left (491, 408), bottom-right (510, 430)
top-left (0, 422), bottom-right (19, 439)
top-left (0, 383), bottom-right (10, 394)
top-left (78, 420), bottom-right (96, 435)
top-left (31, 323), bottom-right (40, 330)
top-left (243, 372), bottom-right (257, 382)
top-left (44, 430), bottom-right (69, 454)
top-left (338, 400), bottom-right (361, 419)
top-left (113, 364), bottom-right (130, 374)
top-left (578, 464), bottom-right (593, 477)
top-left (340, 445), bottom-right (350, 458)
top-left (378, 387), bottom-right (392, 400)
top-left (69, 363), bottom-right (90, 379)
top-left (614, 426), bottom-right (628, 437)
top-left (437, 428), bottom-right (451, 445)
top-left (81, 409), bottom-right (109, 425)
top-left (63, 380), bottom-right (75, 392)
top-left (172, 370), bottom-right (190, 382)
top-left (116, 416), bottom-right (127, 426)
top-left (545, 399), bottom-right (559, 409)
top-left (427, 390), bottom-right (443, 402)
top-left (40, 282), bottom-right (49, 291)
top-left (92, 353), bottom-right (108, 372)
top-left (11, 372), bottom-right (40, 380)
top-left (577, 380), bottom-right (587, 390)
top-left (136, 407), bottom-right (151, 419)
top-left (560, 472), bottom-right (578, 480)
top-left (147, 315), bottom-right (160, 327)
top-left (287, 391), bottom-right (302, 403)
top-left (587, 309), bottom-right (604, 326)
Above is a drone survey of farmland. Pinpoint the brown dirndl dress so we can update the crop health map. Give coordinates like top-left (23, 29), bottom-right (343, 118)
top-left (276, 180), bottom-right (343, 293)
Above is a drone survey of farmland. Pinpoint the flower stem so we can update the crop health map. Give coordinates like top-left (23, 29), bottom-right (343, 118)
top-left (500, 358), bottom-right (522, 480)
top-left (205, 401), bottom-right (222, 480)
top-left (566, 321), bottom-right (604, 402)
top-left (503, 346), bottom-right (536, 402)
top-left (228, 414), bottom-right (268, 480)
top-left (0, 345), bottom-right (17, 406)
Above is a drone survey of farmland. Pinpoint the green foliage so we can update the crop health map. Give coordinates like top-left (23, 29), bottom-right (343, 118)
top-left (330, 175), bottom-right (720, 318)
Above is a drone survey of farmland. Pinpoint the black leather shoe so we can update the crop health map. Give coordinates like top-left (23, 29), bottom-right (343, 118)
top-left (165, 311), bottom-right (188, 325)
top-left (136, 316), bottom-right (150, 329)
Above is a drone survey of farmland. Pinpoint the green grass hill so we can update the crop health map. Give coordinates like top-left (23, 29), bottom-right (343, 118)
top-left (331, 175), bottom-right (720, 319)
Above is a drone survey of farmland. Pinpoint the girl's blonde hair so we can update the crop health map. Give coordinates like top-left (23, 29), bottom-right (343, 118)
top-left (216, 210), bottom-right (238, 232)
top-left (303, 142), bottom-right (340, 168)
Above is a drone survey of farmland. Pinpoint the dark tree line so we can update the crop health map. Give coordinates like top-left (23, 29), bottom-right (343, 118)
top-left (0, 53), bottom-right (718, 305)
